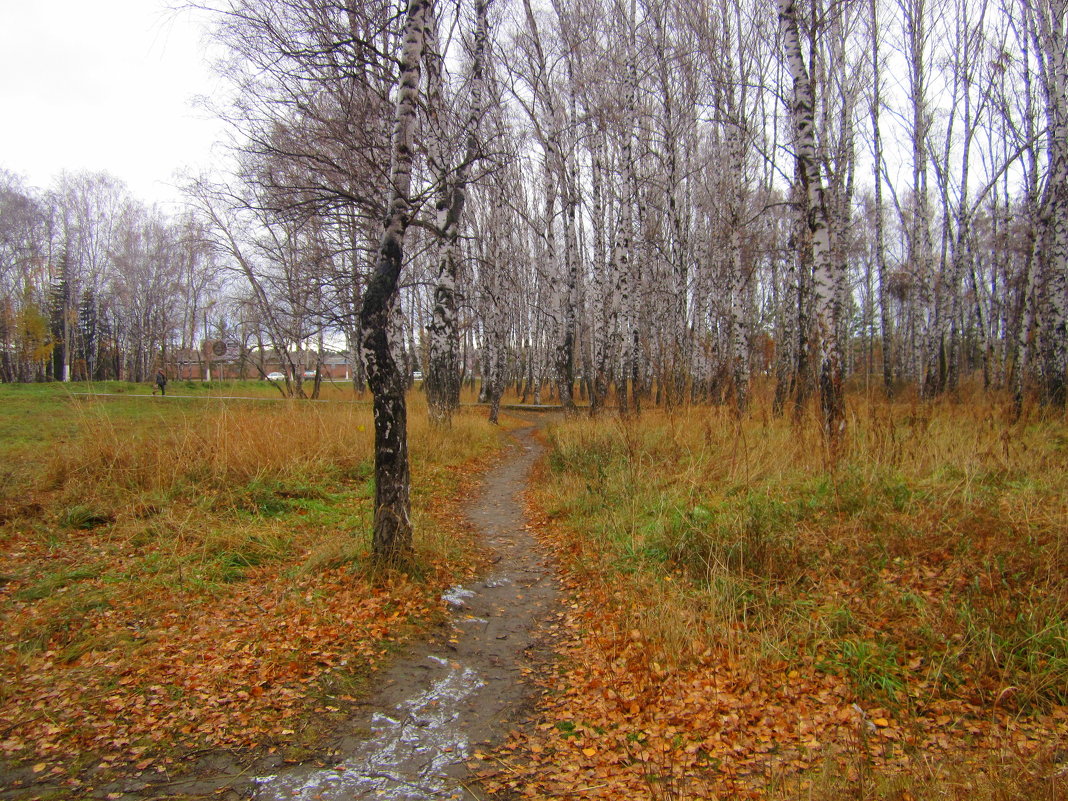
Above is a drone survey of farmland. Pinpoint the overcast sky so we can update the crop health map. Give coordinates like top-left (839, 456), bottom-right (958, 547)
top-left (0, 1), bottom-right (227, 208)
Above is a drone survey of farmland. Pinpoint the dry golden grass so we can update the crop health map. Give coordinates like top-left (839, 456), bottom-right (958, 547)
top-left (49, 399), bottom-right (372, 495)
top-left (528, 386), bottom-right (1068, 796)
top-left (0, 387), bottom-right (503, 787)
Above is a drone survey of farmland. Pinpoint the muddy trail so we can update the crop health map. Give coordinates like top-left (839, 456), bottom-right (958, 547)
top-left (243, 419), bottom-right (558, 800)
top-left (2, 419), bottom-right (560, 801)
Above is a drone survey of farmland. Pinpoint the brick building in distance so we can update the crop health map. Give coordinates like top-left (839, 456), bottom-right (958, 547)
top-left (165, 340), bottom-right (354, 381)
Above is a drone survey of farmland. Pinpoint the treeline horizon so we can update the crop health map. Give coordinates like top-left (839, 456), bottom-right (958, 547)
top-left (1, 0), bottom-right (1065, 415)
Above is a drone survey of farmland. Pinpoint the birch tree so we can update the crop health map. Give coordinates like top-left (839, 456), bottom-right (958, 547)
top-left (780, 0), bottom-right (847, 440)
top-left (359, 0), bottom-right (432, 565)
top-left (425, 0), bottom-right (492, 425)
top-left (1025, 0), bottom-right (1068, 406)
top-left (868, 0), bottom-right (895, 395)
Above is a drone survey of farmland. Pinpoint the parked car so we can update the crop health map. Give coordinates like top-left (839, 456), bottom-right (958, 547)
top-left (265, 371), bottom-right (286, 381)
top-left (302, 370), bottom-right (317, 379)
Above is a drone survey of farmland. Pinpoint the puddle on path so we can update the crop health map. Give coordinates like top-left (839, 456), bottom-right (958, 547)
top-left (250, 424), bottom-right (558, 800)
top-left (252, 649), bottom-right (483, 800)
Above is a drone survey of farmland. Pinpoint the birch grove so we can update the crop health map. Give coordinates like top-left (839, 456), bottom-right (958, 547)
top-left (3, 0), bottom-right (1066, 420)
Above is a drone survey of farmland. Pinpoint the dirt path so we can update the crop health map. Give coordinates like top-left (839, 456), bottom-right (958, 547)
top-left (248, 421), bottom-right (558, 800)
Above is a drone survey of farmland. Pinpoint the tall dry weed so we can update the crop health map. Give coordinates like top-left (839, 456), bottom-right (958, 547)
top-left (538, 393), bottom-right (1068, 707)
top-left (46, 400), bottom-right (376, 503)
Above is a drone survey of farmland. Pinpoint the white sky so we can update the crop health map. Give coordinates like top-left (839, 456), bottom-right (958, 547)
top-left (0, 0), bottom-right (227, 208)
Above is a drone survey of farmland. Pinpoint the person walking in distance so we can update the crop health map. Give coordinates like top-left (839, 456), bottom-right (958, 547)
top-left (154, 369), bottom-right (168, 396)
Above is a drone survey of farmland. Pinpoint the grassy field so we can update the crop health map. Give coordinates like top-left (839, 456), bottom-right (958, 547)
top-left (486, 389), bottom-right (1068, 799)
top-left (0, 380), bottom-right (501, 794)
top-left (5, 380), bottom-right (1066, 798)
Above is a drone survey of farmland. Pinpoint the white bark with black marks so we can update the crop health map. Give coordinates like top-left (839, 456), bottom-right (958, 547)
top-left (779, 0), bottom-right (846, 440)
top-left (359, 0), bottom-right (431, 565)
top-left (426, 0), bottom-right (491, 425)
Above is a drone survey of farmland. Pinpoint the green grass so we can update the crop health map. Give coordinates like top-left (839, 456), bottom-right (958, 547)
top-left (0, 382), bottom-right (502, 783)
top-left (0, 379), bottom-right (368, 458)
top-left (537, 399), bottom-right (1068, 709)
top-left (523, 395), bottom-right (1068, 798)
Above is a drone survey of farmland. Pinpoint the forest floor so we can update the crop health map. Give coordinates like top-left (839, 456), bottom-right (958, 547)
top-left (465, 397), bottom-right (1068, 800)
top-left (0, 395), bottom-right (570, 801)
top-left (2, 385), bottom-right (1067, 800)
top-left (231, 418), bottom-right (560, 801)
top-left (0, 382), bottom-right (513, 800)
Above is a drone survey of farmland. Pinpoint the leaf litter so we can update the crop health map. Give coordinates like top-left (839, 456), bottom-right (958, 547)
top-left (465, 508), bottom-right (1068, 799)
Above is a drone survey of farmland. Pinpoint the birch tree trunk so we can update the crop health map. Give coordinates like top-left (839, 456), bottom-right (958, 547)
top-left (869, 0), bottom-right (895, 396)
top-left (1028, 0), bottom-right (1068, 406)
top-left (779, 0), bottom-right (846, 442)
top-left (359, 0), bottom-right (430, 565)
top-left (899, 0), bottom-right (938, 396)
top-left (1012, 4), bottom-right (1043, 414)
top-left (425, 0), bottom-right (491, 425)
top-left (556, 151), bottom-right (579, 413)
top-left (728, 227), bottom-right (750, 413)
top-left (589, 132), bottom-right (615, 415)
top-left (616, 0), bottom-right (639, 416)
